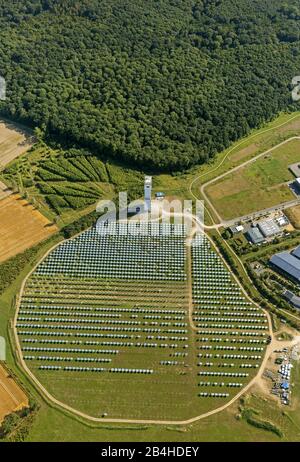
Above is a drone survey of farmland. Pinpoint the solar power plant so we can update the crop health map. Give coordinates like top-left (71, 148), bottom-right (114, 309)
top-left (16, 224), bottom-right (269, 420)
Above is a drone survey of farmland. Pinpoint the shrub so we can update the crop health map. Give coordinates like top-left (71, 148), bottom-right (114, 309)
top-left (69, 157), bottom-right (99, 182)
top-left (65, 195), bottom-right (97, 209)
top-left (88, 157), bottom-right (109, 182)
top-left (61, 211), bottom-right (98, 239)
top-left (45, 194), bottom-right (70, 213)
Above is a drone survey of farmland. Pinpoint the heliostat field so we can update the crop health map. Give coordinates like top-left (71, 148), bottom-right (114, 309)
top-left (15, 222), bottom-right (269, 421)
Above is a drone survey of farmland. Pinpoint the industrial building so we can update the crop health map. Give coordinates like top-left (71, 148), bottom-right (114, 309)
top-left (283, 290), bottom-right (300, 310)
top-left (276, 214), bottom-right (289, 227)
top-left (257, 218), bottom-right (280, 238)
top-left (270, 246), bottom-right (300, 284)
top-left (289, 163), bottom-right (300, 178)
top-left (245, 226), bottom-right (265, 244)
top-left (292, 246), bottom-right (300, 259)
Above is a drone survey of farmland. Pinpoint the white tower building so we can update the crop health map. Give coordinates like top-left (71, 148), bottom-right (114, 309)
top-left (144, 175), bottom-right (152, 213)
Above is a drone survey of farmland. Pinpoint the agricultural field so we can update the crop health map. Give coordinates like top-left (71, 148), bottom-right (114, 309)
top-left (0, 119), bottom-right (34, 169)
top-left (15, 222), bottom-right (269, 421)
top-left (0, 363), bottom-right (28, 423)
top-left (3, 144), bottom-right (143, 224)
top-left (0, 192), bottom-right (57, 263)
top-left (206, 138), bottom-right (300, 221)
top-left (285, 205), bottom-right (300, 230)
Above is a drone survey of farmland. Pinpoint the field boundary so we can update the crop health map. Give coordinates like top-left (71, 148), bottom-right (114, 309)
top-left (0, 193), bottom-right (58, 264)
top-left (0, 118), bottom-right (35, 170)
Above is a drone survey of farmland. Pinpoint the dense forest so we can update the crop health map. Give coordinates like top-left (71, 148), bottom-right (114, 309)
top-left (0, 0), bottom-right (300, 170)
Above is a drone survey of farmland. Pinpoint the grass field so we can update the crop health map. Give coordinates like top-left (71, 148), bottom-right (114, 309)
top-left (0, 119), bottom-right (34, 169)
top-left (23, 361), bottom-right (300, 442)
top-left (206, 138), bottom-right (300, 220)
top-left (0, 192), bottom-right (57, 263)
top-left (21, 278), bottom-right (197, 420)
top-left (193, 112), bottom-right (300, 187)
top-left (0, 363), bottom-right (28, 423)
top-left (0, 214), bottom-right (296, 442)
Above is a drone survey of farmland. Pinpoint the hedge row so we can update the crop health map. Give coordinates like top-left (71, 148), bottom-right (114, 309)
top-left (0, 236), bottom-right (58, 295)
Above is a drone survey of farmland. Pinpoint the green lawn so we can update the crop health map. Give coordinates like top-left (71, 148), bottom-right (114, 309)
top-left (12, 228), bottom-right (267, 423)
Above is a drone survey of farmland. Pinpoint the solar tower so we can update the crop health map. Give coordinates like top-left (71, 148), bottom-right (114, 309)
top-left (144, 175), bottom-right (152, 213)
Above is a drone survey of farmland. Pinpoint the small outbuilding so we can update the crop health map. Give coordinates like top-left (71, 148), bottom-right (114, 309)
top-left (229, 225), bottom-right (244, 235)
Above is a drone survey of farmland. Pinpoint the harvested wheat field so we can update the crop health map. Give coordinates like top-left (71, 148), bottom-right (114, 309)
top-left (0, 180), bottom-right (12, 200)
top-left (0, 363), bottom-right (28, 423)
top-left (0, 192), bottom-right (58, 263)
top-left (0, 119), bottom-right (34, 169)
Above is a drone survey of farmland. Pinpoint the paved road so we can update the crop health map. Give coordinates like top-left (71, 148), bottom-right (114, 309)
top-left (279, 308), bottom-right (300, 323)
top-left (189, 114), bottom-right (300, 201)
